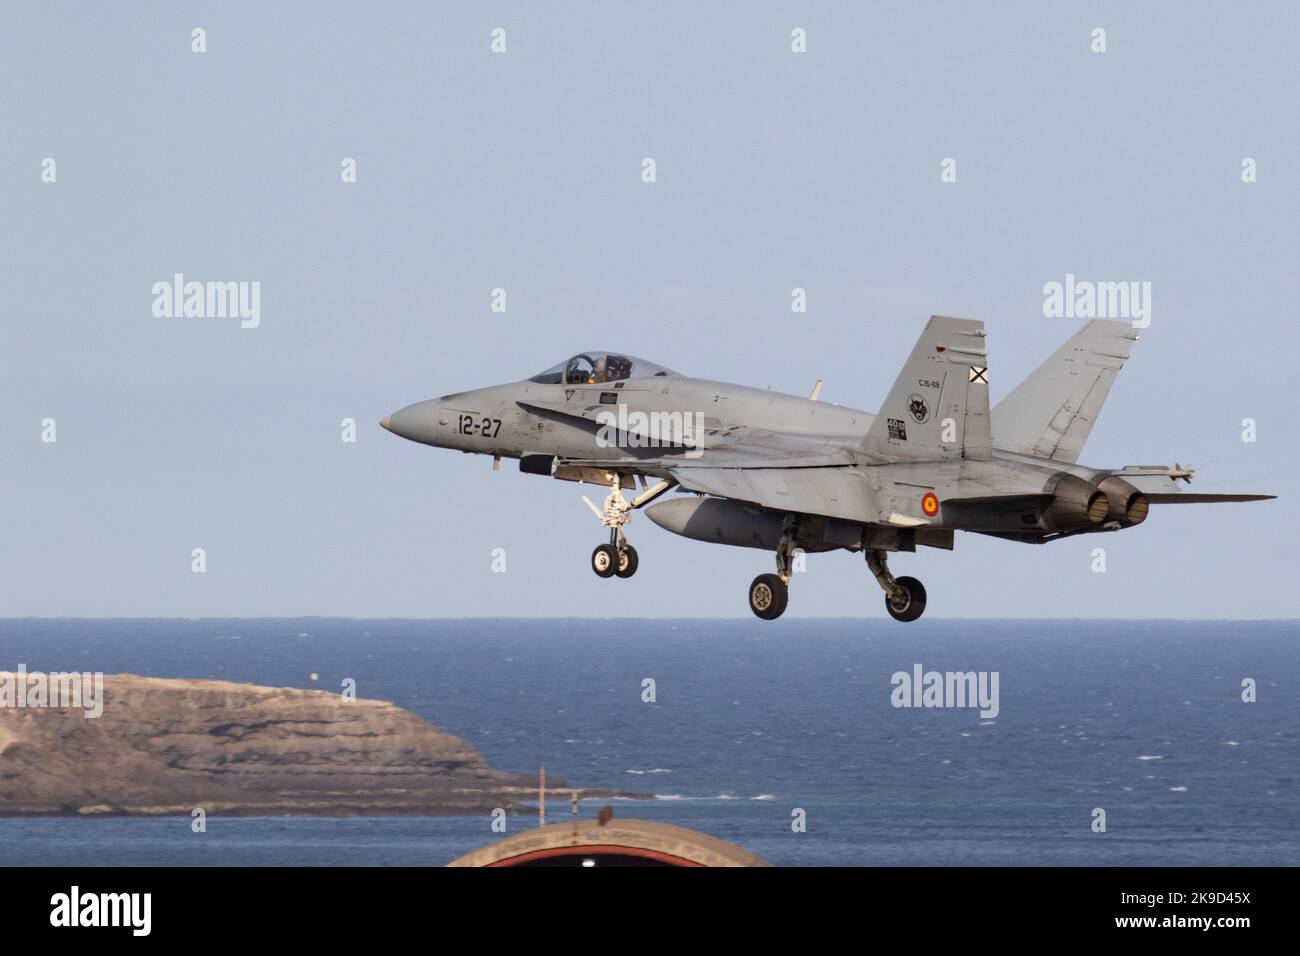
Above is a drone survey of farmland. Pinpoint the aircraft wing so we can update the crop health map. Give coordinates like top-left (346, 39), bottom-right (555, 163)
top-left (664, 464), bottom-right (877, 523)
top-left (555, 423), bottom-right (879, 522)
top-left (529, 395), bottom-right (860, 467)
top-left (558, 447), bottom-right (878, 523)
top-left (1102, 465), bottom-right (1275, 504)
top-left (1143, 493), bottom-right (1275, 504)
top-left (557, 423), bottom-right (859, 470)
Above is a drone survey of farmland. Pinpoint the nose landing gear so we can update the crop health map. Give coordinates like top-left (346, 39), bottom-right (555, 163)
top-left (615, 544), bottom-right (639, 578)
top-left (591, 543), bottom-right (618, 578)
top-left (583, 473), bottom-right (642, 579)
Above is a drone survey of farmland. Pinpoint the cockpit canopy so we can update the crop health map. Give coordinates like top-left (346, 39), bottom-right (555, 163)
top-left (528, 352), bottom-right (676, 386)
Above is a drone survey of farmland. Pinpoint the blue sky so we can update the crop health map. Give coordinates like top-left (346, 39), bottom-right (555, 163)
top-left (1, 1), bottom-right (1294, 617)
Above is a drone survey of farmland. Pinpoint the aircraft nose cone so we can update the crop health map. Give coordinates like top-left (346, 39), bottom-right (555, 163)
top-left (380, 400), bottom-right (441, 444)
top-left (379, 415), bottom-right (392, 431)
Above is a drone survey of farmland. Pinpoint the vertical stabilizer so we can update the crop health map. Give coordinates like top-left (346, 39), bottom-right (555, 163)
top-left (992, 319), bottom-right (1137, 462)
top-left (864, 316), bottom-right (991, 462)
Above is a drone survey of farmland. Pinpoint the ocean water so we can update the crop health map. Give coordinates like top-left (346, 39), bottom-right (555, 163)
top-left (0, 618), bottom-right (1296, 867)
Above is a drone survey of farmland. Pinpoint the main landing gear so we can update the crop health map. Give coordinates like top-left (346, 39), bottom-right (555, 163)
top-left (584, 474), bottom-right (639, 579)
top-left (748, 517), bottom-right (798, 619)
top-left (748, 573), bottom-right (787, 620)
top-left (867, 550), bottom-right (927, 623)
top-left (746, 542), bottom-right (928, 623)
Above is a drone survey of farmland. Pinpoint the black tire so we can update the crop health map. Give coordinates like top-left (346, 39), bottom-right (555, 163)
top-left (591, 544), bottom-right (617, 578)
top-left (615, 545), bottom-right (639, 578)
top-left (749, 573), bottom-right (789, 620)
top-left (885, 575), bottom-right (927, 622)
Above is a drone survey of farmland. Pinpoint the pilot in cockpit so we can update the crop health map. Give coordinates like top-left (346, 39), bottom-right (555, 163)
top-left (605, 354), bottom-right (633, 382)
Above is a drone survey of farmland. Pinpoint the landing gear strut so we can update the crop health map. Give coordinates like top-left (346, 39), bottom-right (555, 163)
top-left (867, 550), bottom-right (927, 622)
top-left (584, 473), bottom-right (639, 579)
top-left (749, 516), bottom-right (800, 620)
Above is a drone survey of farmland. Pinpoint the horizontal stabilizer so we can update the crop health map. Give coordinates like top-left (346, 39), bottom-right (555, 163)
top-left (1145, 493), bottom-right (1275, 504)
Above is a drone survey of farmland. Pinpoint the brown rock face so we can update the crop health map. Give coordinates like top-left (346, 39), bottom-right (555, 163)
top-left (0, 674), bottom-right (561, 816)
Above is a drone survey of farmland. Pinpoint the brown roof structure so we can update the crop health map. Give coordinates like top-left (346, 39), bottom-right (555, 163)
top-left (447, 819), bottom-right (771, 867)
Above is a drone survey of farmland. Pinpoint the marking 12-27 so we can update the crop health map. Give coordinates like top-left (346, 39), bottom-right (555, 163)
top-left (456, 414), bottom-right (502, 438)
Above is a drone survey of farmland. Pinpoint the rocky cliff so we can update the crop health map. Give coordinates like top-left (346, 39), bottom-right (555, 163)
top-left (0, 674), bottom-right (620, 816)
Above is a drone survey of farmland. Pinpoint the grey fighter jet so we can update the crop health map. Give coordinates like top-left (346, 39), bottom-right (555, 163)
top-left (381, 317), bottom-right (1273, 621)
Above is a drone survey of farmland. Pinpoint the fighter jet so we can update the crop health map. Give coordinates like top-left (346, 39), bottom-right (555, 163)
top-left (381, 317), bottom-right (1273, 621)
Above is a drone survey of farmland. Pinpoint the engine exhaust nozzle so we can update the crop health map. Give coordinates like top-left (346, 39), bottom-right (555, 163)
top-left (1043, 473), bottom-right (1111, 532)
top-left (1096, 475), bottom-right (1149, 527)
